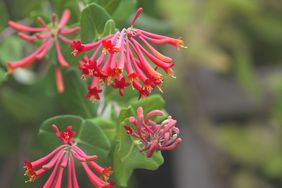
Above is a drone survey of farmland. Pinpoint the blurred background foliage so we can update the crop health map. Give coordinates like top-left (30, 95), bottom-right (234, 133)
top-left (154, 0), bottom-right (282, 188)
top-left (0, 0), bottom-right (282, 188)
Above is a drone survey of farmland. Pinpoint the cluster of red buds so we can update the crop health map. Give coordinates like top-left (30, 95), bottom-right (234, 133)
top-left (7, 9), bottom-right (80, 93)
top-left (24, 125), bottom-right (113, 188)
top-left (124, 107), bottom-right (182, 157)
top-left (71, 8), bottom-right (185, 102)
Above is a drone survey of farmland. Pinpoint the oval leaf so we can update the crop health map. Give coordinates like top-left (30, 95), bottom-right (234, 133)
top-left (112, 0), bottom-right (137, 25)
top-left (80, 3), bottom-right (111, 43)
top-left (88, 0), bottom-right (121, 14)
top-left (130, 94), bottom-right (165, 115)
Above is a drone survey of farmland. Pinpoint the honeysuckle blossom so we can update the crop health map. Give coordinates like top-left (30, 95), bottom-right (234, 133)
top-left (124, 107), bottom-right (182, 157)
top-left (71, 8), bottom-right (185, 101)
top-left (24, 124), bottom-right (113, 188)
top-left (7, 9), bottom-right (80, 93)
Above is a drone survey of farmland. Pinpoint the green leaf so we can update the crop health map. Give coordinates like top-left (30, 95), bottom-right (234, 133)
top-left (118, 106), bottom-right (133, 123)
top-left (89, 0), bottom-right (121, 14)
top-left (59, 69), bottom-right (99, 118)
top-left (130, 94), bottom-right (165, 114)
top-left (80, 3), bottom-right (111, 43)
top-left (112, 0), bottom-right (137, 25)
top-left (117, 94), bottom-right (166, 124)
top-left (76, 119), bottom-right (112, 160)
top-left (40, 115), bottom-right (112, 161)
top-left (113, 116), bottom-right (164, 186)
top-left (91, 117), bottom-right (117, 141)
top-left (102, 19), bottom-right (116, 37)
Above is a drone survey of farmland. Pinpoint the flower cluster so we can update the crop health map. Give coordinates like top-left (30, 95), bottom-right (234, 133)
top-left (24, 124), bottom-right (113, 188)
top-left (7, 9), bottom-right (80, 93)
top-left (71, 8), bottom-right (184, 101)
top-left (124, 107), bottom-right (182, 157)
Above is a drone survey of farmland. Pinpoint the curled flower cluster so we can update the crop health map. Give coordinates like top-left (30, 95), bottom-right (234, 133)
top-left (124, 107), bottom-right (182, 157)
top-left (24, 124), bottom-right (113, 188)
top-left (7, 9), bottom-right (80, 93)
top-left (71, 8), bottom-right (184, 101)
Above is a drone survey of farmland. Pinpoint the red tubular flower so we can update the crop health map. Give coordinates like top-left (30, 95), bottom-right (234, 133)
top-left (71, 40), bottom-right (85, 57)
top-left (71, 7), bottom-right (184, 101)
top-left (111, 76), bottom-right (130, 96)
top-left (86, 77), bottom-right (103, 103)
top-left (78, 56), bottom-right (104, 79)
top-left (102, 40), bottom-right (119, 54)
top-left (124, 107), bottom-right (182, 157)
top-left (24, 124), bottom-right (113, 188)
top-left (7, 9), bottom-right (80, 93)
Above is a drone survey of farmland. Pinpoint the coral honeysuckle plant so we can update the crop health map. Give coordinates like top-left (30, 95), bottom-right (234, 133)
top-left (2, 1), bottom-right (184, 188)
top-left (72, 8), bottom-right (184, 101)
